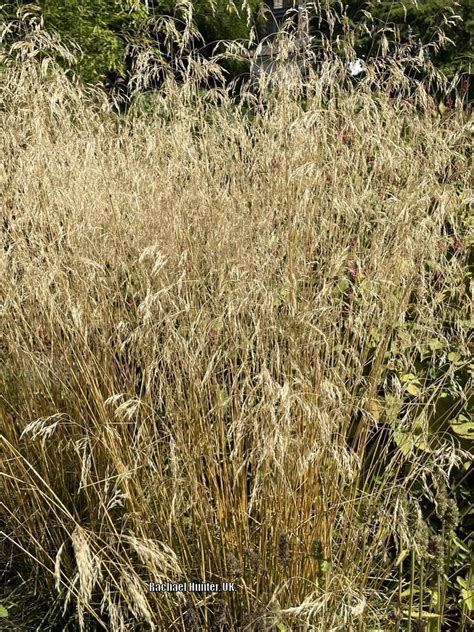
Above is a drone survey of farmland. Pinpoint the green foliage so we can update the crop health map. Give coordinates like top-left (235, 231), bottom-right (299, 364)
top-left (1, 0), bottom-right (149, 82)
top-left (2, 1), bottom-right (259, 84)
top-left (2, 1), bottom-right (472, 85)
top-left (340, 0), bottom-right (473, 75)
top-left (40, 0), bottom-right (149, 82)
top-left (191, 0), bottom-right (256, 43)
top-left (171, 0), bottom-right (260, 80)
top-left (1, 38), bottom-right (472, 627)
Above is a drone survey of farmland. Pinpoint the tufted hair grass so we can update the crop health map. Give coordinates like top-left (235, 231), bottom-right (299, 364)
top-left (1, 7), bottom-right (472, 631)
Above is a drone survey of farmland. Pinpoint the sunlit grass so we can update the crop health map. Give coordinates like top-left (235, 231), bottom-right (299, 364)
top-left (1, 13), bottom-right (472, 631)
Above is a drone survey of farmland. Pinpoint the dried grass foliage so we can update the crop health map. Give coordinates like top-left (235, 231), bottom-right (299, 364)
top-left (1, 13), bottom-right (472, 631)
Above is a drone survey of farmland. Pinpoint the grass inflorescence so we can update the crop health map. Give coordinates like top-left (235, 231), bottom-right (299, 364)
top-left (1, 7), bottom-right (473, 631)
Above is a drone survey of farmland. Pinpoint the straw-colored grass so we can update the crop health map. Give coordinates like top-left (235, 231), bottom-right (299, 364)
top-left (1, 17), bottom-right (472, 631)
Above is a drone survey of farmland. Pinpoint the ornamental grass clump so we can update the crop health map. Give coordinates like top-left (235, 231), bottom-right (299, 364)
top-left (1, 5), bottom-right (472, 631)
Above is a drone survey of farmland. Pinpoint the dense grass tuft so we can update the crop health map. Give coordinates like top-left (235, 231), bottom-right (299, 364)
top-left (1, 14), bottom-right (473, 631)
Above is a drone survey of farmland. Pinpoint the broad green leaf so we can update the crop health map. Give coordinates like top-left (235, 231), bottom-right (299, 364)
top-left (428, 338), bottom-right (444, 351)
top-left (457, 575), bottom-right (474, 610)
top-left (394, 417), bottom-right (432, 454)
top-left (406, 382), bottom-right (421, 396)
top-left (438, 102), bottom-right (448, 115)
top-left (393, 430), bottom-right (413, 456)
top-left (395, 549), bottom-right (409, 565)
top-left (335, 278), bottom-right (350, 293)
top-left (451, 534), bottom-right (470, 553)
top-left (450, 416), bottom-right (474, 440)
top-left (0, 604), bottom-right (8, 618)
top-left (457, 576), bottom-right (468, 589)
top-left (385, 395), bottom-right (402, 425)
